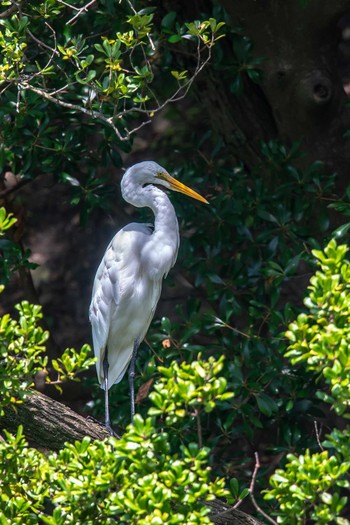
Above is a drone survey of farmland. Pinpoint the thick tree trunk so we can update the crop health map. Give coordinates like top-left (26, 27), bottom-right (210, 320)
top-left (197, 0), bottom-right (350, 188)
top-left (0, 391), bottom-right (265, 525)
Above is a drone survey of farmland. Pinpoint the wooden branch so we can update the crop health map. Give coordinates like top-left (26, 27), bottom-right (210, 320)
top-left (0, 390), bottom-right (110, 448)
top-left (0, 2), bottom-right (20, 19)
top-left (0, 390), bottom-right (266, 525)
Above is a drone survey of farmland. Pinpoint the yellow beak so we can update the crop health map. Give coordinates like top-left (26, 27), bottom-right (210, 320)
top-left (159, 172), bottom-right (209, 204)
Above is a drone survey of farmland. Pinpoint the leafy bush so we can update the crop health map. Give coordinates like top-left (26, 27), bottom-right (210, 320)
top-left (0, 206), bottom-right (36, 284)
top-left (265, 241), bottom-right (350, 525)
top-left (0, 207), bottom-right (95, 412)
top-left (285, 240), bottom-right (350, 415)
top-left (0, 419), bottom-right (227, 524)
top-left (266, 449), bottom-right (349, 525)
top-left (0, 335), bottom-right (231, 523)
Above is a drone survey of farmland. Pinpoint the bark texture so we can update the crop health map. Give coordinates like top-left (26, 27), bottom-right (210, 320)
top-left (0, 391), bottom-right (110, 449)
top-left (201, 0), bottom-right (350, 187)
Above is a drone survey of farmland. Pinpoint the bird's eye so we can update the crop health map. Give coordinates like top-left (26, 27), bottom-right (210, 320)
top-left (156, 172), bottom-right (168, 181)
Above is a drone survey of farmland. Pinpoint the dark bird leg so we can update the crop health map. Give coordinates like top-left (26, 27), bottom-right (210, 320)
top-left (103, 348), bottom-right (119, 437)
top-left (128, 339), bottom-right (140, 423)
top-left (103, 349), bottom-right (111, 427)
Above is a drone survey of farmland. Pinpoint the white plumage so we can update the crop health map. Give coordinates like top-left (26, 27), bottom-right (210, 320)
top-left (89, 161), bottom-right (208, 426)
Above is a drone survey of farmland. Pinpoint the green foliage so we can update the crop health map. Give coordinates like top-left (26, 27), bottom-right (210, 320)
top-left (43, 417), bottom-right (226, 525)
top-left (0, 301), bottom-right (48, 415)
top-left (0, 2), bottom-right (225, 222)
top-left (0, 206), bottom-right (16, 232)
top-left (0, 299), bottom-right (96, 414)
top-left (328, 183), bottom-right (350, 238)
top-left (265, 449), bottom-right (350, 525)
top-left (0, 208), bottom-right (96, 409)
top-left (0, 361), bottom-right (231, 524)
top-left (149, 354), bottom-right (233, 425)
top-left (285, 240), bottom-right (350, 415)
top-left (50, 344), bottom-right (96, 386)
top-left (211, 26), bottom-right (263, 96)
top-left (0, 206), bottom-right (36, 284)
top-left (0, 209), bottom-right (46, 412)
top-left (148, 355), bottom-right (233, 449)
top-left (156, 140), bottom-right (335, 449)
top-left (0, 426), bottom-right (50, 525)
top-left (229, 30), bottom-right (263, 95)
top-left (264, 241), bottom-right (350, 524)
top-left (0, 14), bottom-right (28, 80)
top-left (0, 206), bottom-right (16, 285)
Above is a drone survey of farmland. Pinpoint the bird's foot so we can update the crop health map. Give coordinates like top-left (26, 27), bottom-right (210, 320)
top-left (105, 424), bottom-right (120, 439)
top-left (86, 415), bottom-right (103, 426)
top-left (86, 416), bottom-right (120, 439)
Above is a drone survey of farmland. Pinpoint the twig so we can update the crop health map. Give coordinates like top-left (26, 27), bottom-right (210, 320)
top-left (123, 40), bottom-right (213, 119)
top-left (56, 0), bottom-right (81, 10)
top-left (17, 40), bottom-right (211, 141)
top-left (18, 82), bottom-right (125, 141)
top-left (215, 496), bottom-right (246, 518)
top-left (0, 1), bottom-right (19, 19)
top-left (26, 28), bottom-right (59, 56)
top-left (67, 0), bottom-right (97, 25)
top-left (195, 410), bottom-right (203, 448)
top-left (0, 177), bottom-right (32, 198)
top-left (249, 452), bottom-right (278, 525)
top-left (314, 420), bottom-right (324, 451)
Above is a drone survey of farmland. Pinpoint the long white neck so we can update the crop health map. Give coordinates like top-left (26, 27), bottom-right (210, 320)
top-left (121, 174), bottom-right (180, 276)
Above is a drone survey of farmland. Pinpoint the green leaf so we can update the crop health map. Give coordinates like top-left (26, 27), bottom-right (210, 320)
top-left (168, 34), bottom-right (182, 44)
top-left (255, 392), bottom-right (278, 416)
top-left (161, 11), bottom-right (177, 29)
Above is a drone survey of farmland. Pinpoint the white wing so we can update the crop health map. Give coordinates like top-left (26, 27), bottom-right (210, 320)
top-left (89, 222), bottom-right (168, 389)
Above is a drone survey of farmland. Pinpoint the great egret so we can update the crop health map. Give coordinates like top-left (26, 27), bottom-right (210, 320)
top-left (89, 161), bottom-right (208, 432)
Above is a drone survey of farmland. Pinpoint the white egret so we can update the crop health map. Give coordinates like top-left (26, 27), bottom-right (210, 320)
top-left (89, 161), bottom-right (208, 432)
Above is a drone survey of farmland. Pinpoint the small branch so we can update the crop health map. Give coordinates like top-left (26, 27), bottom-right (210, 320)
top-left (67, 0), bottom-right (97, 25)
top-left (56, 0), bottom-right (81, 10)
top-left (195, 410), bottom-right (203, 448)
top-left (26, 28), bottom-right (59, 57)
top-left (0, 1), bottom-right (20, 19)
top-left (18, 82), bottom-right (125, 141)
top-left (249, 452), bottom-right (278, 525)
top-left (314, 420), bottom-right (324, 451)
top-left (0, 177), bottom-right (32, 198)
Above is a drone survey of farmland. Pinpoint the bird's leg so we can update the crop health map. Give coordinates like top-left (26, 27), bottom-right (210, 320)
top-left (103, 348), bottom-right (119, 437)
top-left (103, 348), bottom-right (111, 428)
top-left (128, 339), bottom-right (140, 423)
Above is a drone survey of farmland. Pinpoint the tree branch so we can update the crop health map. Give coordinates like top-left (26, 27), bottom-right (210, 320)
top-left (0, 176), bottom-right (32, 198)
top-left (0, 390), bottom-right (110, 449)
top-left (249, 452), bottom-right (278, 525)
top-left (67, 0), bottom-right (97, 25)
top-left (0, 1), bottom-right (21, 19)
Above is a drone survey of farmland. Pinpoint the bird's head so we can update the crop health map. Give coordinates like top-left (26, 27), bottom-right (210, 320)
top-left (123, 161), bottom-right (208, 204)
